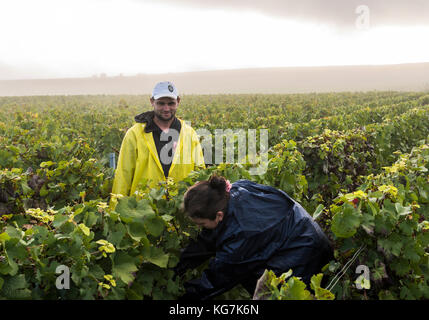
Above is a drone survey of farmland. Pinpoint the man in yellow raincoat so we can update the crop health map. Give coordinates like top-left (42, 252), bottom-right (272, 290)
top-left (111, 81), bottom-right (205, 205)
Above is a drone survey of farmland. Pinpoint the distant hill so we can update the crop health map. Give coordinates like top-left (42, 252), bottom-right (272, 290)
top-left (1, 63), bottom-right (429, 96)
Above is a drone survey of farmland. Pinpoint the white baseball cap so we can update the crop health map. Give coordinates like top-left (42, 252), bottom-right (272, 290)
top-left (151, 81), bottom-right (179, 100)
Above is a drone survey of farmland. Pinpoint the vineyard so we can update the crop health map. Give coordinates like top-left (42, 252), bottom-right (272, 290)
top-left (0, 92), bottom-right (428, 300)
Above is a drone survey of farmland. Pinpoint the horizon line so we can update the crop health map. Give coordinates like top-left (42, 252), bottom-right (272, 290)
top-left (1, 61), bottom-right (429, 82)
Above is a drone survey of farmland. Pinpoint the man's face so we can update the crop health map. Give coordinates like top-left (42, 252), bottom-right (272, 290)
top-left (151, 96), bottom-right (179, 122)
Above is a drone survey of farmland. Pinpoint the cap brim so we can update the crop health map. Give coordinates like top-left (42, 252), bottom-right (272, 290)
top-left (152, 93), bottom-right (178, 100)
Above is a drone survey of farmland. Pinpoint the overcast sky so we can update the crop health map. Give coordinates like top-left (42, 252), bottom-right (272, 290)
top-left (0, 0), bottom-right (428, 80)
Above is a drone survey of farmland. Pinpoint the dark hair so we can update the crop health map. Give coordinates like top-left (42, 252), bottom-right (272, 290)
top-left (184, 175), bottom-right (230, 220)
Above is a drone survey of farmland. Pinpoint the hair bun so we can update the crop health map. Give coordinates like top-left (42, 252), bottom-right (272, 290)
top-left (208, 175), bottom-right (226, 192)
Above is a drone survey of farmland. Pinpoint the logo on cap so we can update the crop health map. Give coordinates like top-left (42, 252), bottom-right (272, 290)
top-left (168, 84), bottom-right (174, 92)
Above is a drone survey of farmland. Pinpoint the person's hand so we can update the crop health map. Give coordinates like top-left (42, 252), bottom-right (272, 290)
top-left (178, 284), bottom-right (201, 300)
top-left (172, 257), bottom-right (189, 280)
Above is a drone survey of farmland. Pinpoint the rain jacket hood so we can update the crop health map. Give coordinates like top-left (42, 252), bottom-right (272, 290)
top-left (134, 111), bottom-right (156, 131)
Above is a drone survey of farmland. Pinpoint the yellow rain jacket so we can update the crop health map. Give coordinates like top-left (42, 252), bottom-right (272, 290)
top-left (111, 117), bottom-right (205, 201)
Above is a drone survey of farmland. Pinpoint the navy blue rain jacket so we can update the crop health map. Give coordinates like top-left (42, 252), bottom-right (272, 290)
top-left (176, 180), bottom-right (333, 300)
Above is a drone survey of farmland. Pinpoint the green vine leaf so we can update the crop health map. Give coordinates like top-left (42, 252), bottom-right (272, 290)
top-left (331, 204), bottom-right (362, 238)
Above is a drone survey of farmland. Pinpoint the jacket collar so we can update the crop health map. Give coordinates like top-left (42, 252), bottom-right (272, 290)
top-left (135, 111), bottom-right (180, 133)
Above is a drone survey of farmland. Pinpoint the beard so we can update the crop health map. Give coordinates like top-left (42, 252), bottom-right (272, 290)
top-left (154, 110), bottom-right (175, 122)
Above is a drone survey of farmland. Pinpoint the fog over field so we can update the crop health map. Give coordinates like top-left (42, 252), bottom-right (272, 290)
top-left (1, 63), bottom-right (428, 96)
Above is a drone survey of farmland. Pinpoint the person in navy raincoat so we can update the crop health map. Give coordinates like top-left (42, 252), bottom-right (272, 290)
top-left (175, 175), bottom-right (333, 300)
